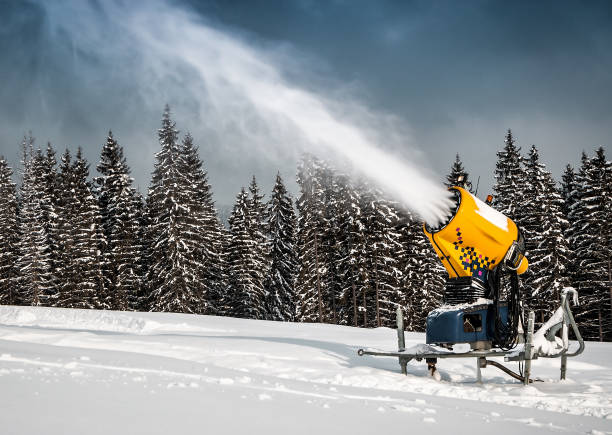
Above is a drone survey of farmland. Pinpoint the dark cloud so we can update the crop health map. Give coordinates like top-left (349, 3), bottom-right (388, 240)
top-left (0, 0), bottom-right (610, 205)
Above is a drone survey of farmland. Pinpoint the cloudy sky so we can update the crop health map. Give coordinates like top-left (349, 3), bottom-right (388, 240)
top-left (1, 0), bottom-right (610, 209)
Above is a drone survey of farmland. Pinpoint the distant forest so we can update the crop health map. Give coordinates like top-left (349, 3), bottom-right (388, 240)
top-left (0, 106), bottom-right (610, 341)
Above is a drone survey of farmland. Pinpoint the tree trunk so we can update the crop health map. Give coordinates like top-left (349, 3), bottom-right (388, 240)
top-left (362, 280), bottom-right (367, 328)
top-left (375, 261), bottom-right (380, 327)
top-left (599, 307), bottom-right (603, 342)
top-left (331, 278), bottom-right (337, 324)
top-left (608, 253), bottom-right (612, 336)
top-left (352, 280), bottom-right (357, 327)
top-left (314, 234), bottom-right (323, 323)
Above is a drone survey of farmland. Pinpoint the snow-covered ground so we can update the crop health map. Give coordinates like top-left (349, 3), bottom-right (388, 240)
top-left (0, 306), bottom-right (610, 434)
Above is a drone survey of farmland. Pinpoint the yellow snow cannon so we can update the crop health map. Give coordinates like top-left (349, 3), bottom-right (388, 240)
top-left (422, 185), bottom-right (528, 350)
top-left (423, 186), bottom-right (527, 283)
top-left (358, 184), bottom-right (585, 383)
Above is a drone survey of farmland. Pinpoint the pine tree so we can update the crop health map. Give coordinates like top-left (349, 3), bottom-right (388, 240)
top-left (295, 154), bottom-right (329, 323)
top-left (492, 129), bottom-right (527, 223)
top-left (446, 153), bottom-right (472, 190)
top-left (265, 173), bottom-right (297, 321)
top-left (245, 176), bottom-right (269, 315)
top-left (55, 149), bottom-right (106, 309)
top-left (559, 163), bottom-right (578, 290)
top-left (40, 143), bottom-right (60, 304)
top-left (319, 166), bottom-right (343, 324)
top-left (17, 135), bottom-right (53, 306)
top-left (180, 132), bottom-right (227, 315)
top-left (395, 209), bottom-right (418, 328)
top-left (227, 188), bottom-right (266, 318)
top-left (568, 152), bottom-right (595, 336)
top-left (402, 215), bottom-right (444, 331)
top-left (145, 107), bottom-right (205, 313)
top-left (560, 164), bottom-right (577, 226)
top-left (0, 157), bottom-right (20, 305)
top-left (361, 183), bottom-right (402, 327)
top-left (95, 132), bottom-right (143, 311)
top-left (521, 146), bottom-right (571, 324)
top-left (334, 173), bottom-right (368, 327)
top-left (571, 148), bottom-right (611, 340)
top-left (21, 146), bottom-right (62, 305)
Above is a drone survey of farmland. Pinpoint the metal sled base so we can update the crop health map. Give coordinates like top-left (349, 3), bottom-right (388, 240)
top-left (358, 344), bottom-right (536, 383)
top-left (358, 288), bottom-right (585, 384)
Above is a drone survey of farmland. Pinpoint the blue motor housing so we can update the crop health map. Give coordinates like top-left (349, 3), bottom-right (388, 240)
top-left (426, 302), bottom-right (508, 347)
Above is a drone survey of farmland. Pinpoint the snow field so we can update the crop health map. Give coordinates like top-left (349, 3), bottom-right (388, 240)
top-left (0, 305), bottom-right (611, 434)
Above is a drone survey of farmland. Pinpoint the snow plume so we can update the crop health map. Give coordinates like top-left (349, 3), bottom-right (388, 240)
top-left (39, 0), bottom-right (453, 225)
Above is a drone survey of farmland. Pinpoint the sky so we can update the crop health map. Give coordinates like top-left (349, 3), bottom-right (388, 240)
top-left (0, 0), bottom-right (610, 210)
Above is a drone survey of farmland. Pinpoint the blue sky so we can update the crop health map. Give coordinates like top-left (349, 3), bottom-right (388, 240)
top-left (0, 0), bottom-right (610, 205)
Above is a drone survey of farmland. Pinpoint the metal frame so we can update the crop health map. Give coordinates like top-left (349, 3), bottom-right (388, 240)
top-left (358, 289), bottom-right (585, 384)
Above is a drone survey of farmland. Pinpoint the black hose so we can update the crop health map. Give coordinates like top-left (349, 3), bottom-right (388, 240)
top-left (490, 268), bottom-right (521, 350)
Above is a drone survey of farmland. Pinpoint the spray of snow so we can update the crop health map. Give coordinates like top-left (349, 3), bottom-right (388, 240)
top-left (40, 0), bottom-right (453, 224)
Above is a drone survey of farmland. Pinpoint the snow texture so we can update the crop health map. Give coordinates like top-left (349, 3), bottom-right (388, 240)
top-left (0, 305), bottom-right (611, 434)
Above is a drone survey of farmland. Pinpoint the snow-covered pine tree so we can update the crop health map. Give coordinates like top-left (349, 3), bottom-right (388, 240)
top-left (17, 136), bottom-right (53, 306)
top-left (559, 164), bottom-right (578, 289)
top-left (40, 143), bottom-right (60, 305)
top-left (404, 215), bottom-right (444, 331)
top-left (446, 153), bottom-right (472, 190)
top-left (180, 133), bottom-right (227, 314)
top-left (95, 132), bottom-right (143, 311)
top-left (521, 146), bottom-right (571, 324)
top-left (25, 148), bottom-right (58, 305)
top-left (245, 176), bottom-right (269, 315)
top-left (492, 129), bottom-right (527, 223)
top-left (55, 149), bottom-right (106, 309)
top-left (145, 107), bottom-right (205, 313)
top-left (571, 148), bottom-right (611, 340)
top-left (560, 164), bottom-right (577, 226)
top-left (227, 188), bottom-right (266, 318)
top-left (568, 152), bottom-right (595, 336)
top-left (138, 193), bottom-right (152, 311)
top-left (265, 173), bottom-right (297, 321)
top-left (182, 134), bottom-right (227, 315)
top-left (295, 154), bottom-right (330, 323)
top-left (361, 183), bottom-right (402, 327)
top-left (0, 157), bottom-right (20, 305)
top-left (319, 166), bottom-right (344, 324)
top-left (334, 173), bottom-right (368, 327)
top-left (394, 208), bottom-right (419, 330)
top-left (132, 191), bottom-right (148, 309)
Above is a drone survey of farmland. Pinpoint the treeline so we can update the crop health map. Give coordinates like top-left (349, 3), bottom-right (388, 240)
top-left (489, 131), bottom-right (611, 341)
top-left (0, 109), bottom-right (610, 339)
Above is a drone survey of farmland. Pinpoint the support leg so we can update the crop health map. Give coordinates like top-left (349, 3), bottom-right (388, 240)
top-left (560, 354), bottom-right (567, 380)
top-left (396, 306), bottom-right (405, 352)
top-left (524, 311), bottom-right (535, 385)
top-left (476, 357), bottom-right (486, 383)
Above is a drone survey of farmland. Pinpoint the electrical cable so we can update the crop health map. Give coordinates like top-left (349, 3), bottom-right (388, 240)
top-left (490, 267), bottom-right (521, 350)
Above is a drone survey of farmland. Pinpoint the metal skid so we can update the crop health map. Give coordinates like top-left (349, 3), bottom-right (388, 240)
top-left (358, 289), bottom-right (584, 384)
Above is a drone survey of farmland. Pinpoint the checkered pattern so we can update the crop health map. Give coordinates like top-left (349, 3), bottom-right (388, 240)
top-left (453, 227), bottom-right (494, 280)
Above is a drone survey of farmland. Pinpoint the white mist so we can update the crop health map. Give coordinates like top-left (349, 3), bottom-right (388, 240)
top-left (42, 0), bottom-right (453, 224)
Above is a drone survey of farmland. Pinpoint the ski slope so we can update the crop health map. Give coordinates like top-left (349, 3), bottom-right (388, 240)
top-left (0, 306), bottom-right (610, 434)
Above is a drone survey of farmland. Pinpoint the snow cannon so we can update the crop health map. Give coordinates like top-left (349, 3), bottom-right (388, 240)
top-left (358, 185), bottom-right (585, 384)
top-left (422, 186), bottom-right (527, 351)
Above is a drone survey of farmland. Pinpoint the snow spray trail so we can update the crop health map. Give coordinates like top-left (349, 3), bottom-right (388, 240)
top-left (41, 0), bottom-right (453, 224)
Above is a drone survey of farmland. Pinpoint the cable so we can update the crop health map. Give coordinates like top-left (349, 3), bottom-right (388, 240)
top-left (489, 267), bottom-right (521, 351)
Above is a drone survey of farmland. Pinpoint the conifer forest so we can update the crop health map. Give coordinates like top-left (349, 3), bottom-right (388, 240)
top-left (0, 107), bottom-right (610, 341)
